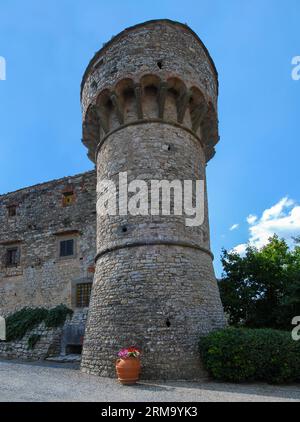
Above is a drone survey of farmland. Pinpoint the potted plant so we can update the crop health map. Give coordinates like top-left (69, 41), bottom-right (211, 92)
top-left (115, 346), bottom-right (141, 385)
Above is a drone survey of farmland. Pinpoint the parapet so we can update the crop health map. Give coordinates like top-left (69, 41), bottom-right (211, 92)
top-left (81, 20), bottom-right (219, 163)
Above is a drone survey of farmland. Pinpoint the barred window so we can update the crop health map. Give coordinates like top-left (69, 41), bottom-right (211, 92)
top-left (59, 239), bottom-right (74, 257)
top-left (76, 283), bottom-right (92, 308)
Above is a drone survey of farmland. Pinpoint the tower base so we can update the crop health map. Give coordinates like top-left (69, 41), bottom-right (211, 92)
top-left (81, 244), bottom-right (225, 379)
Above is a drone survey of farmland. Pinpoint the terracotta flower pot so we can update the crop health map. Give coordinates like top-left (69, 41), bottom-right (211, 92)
top-left (116, 357), bottom-right (141, 385)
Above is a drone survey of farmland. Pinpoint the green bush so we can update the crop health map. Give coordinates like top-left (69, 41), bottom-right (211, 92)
top-left (200, 328), bottom-right (300, 384)
top-left (27, 334), bottom-right (41, 350)
top-left (6, 307), bottom-right (48, 342)
top-left (5, 304), bottom-right (73, 342)
top-left (45, 304), bottom-right (73, 328)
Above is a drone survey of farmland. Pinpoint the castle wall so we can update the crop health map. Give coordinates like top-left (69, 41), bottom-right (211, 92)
top-left (0, 170), bottom-right (96, 317)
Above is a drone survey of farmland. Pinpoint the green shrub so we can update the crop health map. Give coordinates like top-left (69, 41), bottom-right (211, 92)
top-left (5, 304), bottom-right (73, 342)
top-left (6, 307), bottom-right (48, 342)
top-left (27, 334), bottom-right (41, 350)
top-left (44, 304), bottom-right (73, 328)
top-left (200, 328), bottom-right (300, 384)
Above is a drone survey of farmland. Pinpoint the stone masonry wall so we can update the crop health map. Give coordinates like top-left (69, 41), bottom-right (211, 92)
top-left (82, 245), bottom-right (225, 379)
top-left (0, 170), bottom-right (96, 317)
top-left (81, 20), bottom-right (218, 116)
top-left (60, 308), bottom-right (89, 355)
top-left (82, 123), bottom-right (225, 379)
top-left (0, 321), bottom-right (62, 361)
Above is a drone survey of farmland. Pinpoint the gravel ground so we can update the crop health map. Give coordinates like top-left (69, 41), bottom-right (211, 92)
top-left (0, 359), bottom-right (299, 402)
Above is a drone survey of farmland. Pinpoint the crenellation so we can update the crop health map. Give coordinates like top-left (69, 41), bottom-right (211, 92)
top-left (81, 21), bottom-right (219, 165)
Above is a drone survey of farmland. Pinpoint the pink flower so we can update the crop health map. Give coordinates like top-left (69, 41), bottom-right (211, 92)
top-left (118, 346), bottom-right (141, 358)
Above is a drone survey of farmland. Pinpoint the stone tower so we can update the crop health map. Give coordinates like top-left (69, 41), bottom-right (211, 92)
top-left (80, 19), bottom-right (225, 379)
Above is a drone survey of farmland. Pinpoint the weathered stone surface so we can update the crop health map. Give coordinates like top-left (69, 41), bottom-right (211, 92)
top-left (81, 20), bottom-right (219, 163)
top-left (80, 20), bottom-right (225, 380)
top-left (0, 171), bottom-right (96, 317)
top-left (0, 309), bottom-right (89, 362)
top-left (0, 321), bottom-right (62, 361)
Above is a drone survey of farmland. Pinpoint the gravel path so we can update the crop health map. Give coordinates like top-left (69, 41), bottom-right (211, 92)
top-left (0, 359), bottom-right (299, 402)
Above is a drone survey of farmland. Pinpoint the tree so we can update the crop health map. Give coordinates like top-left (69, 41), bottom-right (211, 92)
top-left (219, 235), bottom-right (300, 330)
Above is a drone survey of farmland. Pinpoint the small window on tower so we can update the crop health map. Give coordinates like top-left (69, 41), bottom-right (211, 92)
top-left (59, 239), bottom-right (74, 257)
top-left (76, 283), bottom-right (92, 308)
top-left (7, 205), bottom-right (17, 217)
top-left (62, 191), bottom-right (75, 207)
top-left (6, 247), bottom-right (20, 267)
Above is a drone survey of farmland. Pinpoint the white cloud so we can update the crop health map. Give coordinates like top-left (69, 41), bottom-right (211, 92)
top-left (261, 197), bottom-right (294, 222)
top-left (232, 243), bottom-right (247, 255)
top-left (246, 214), bottom-right (257, 225)
top-left (232, 197), bottom-right (300, 254)
top-left (229, 223), bottom-right (239, 231)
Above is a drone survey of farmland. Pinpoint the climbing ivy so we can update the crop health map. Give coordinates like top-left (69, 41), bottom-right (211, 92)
top-left (5, 304), bottom-right (73, 342)
top-left (27, 334), bottom-right (41, 350)
top-left (45, 304), bottom-right (73, 328)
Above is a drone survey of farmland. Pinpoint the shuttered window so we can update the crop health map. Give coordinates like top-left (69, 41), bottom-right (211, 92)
top-left (7, 205), bottom-right (17, 217)
top-left (59, 239), bottom-right (74, 257)
top-left (6, 247), bottom-right (19, 266)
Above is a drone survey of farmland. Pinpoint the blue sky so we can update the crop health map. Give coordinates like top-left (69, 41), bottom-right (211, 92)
top-left (0, 0), bottom-right (299, 276)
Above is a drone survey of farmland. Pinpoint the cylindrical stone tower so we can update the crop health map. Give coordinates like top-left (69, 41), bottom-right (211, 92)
top-left (80, 19), bottom-right (225, 379)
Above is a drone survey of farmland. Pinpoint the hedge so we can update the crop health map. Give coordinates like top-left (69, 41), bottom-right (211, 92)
top-left (200, 328), bottom-right (300, 384)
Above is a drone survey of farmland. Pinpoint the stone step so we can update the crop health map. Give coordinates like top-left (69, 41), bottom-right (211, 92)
top-left (46, 354), bottom-right (81, 363)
